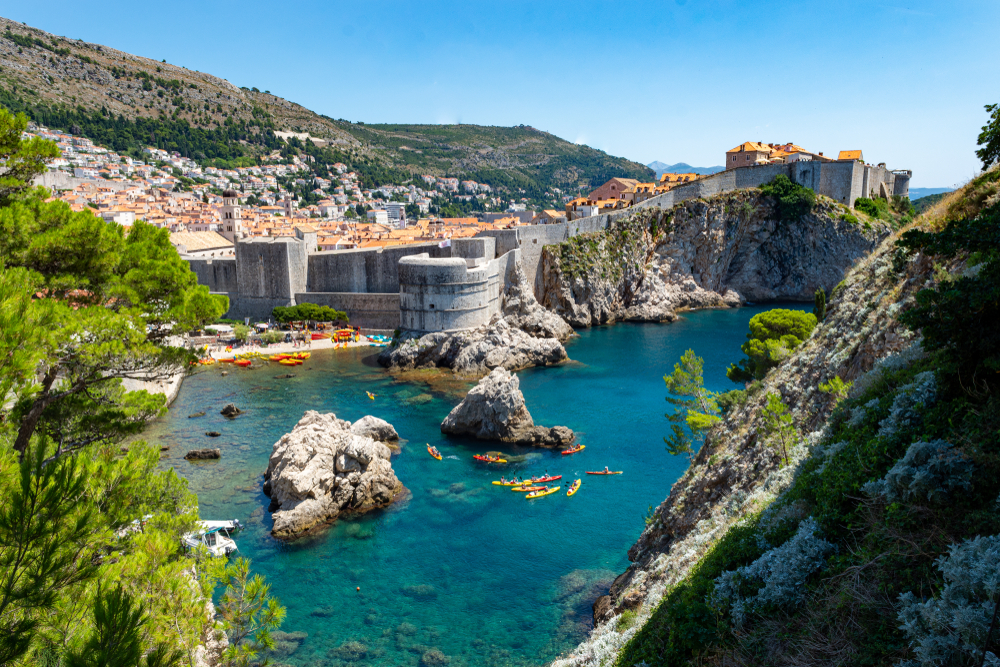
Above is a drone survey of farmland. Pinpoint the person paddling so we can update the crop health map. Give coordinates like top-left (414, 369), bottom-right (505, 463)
top-left (603, 466), bottom-right (610, 473)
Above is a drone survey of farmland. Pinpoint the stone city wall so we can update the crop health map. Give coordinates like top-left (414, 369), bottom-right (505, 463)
top-left (187, 257), bottom-right (238, 294)
top-left (307, 242), bottom-right (450, 293)
top-left (235, 237), bottom-right (308, 300)
top-left (295, 292), bottom-right (401, 330)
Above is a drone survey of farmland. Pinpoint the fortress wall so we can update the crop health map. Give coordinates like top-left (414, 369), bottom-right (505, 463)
top-left (295, 292), bottom-right (401, 330)
top-left (33, 171), bottom-right (143, 192)
top-left (397, 251), bottom-right (514, 333)
top-left (235, 238), bottom-right (306, 300)
top-left (186, 257), bottom-right (238, 293)
top-left (306, 243), bottom-right (449, 293)
top-left (820, 161), bottom-right (862, 206)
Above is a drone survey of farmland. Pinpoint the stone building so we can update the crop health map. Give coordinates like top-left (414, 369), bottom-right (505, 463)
top-left (219, 189), bottom-right (244, 243)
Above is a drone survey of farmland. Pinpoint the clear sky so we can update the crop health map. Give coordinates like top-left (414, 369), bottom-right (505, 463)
top-left (6, 0), bottom-right (999, 187)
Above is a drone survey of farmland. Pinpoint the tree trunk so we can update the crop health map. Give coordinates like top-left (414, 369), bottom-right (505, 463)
top-left (12, 369), bottom-right (58, 461)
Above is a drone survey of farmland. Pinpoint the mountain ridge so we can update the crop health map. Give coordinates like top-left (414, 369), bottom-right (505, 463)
top-left (647, 161), bottom-right (725, 179)
top-left (0, 16), bottom-right (652, 198)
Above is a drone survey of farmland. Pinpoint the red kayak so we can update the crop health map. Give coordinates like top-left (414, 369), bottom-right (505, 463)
top-left (528, 475), bottom-right (562, 483)
top-left (586, 471), bottom-right (623, 475)
top-left (561, 444), bottom-right (585, 455)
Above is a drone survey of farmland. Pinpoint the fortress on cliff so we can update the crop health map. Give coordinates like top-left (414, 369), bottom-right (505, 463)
top-left (184, 159), bottom-right (910, 332)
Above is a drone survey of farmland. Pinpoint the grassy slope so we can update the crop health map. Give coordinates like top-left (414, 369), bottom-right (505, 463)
top-left (587, 169), bottom-right (1000, 667)
top-left (0, 16), bottom-right (651, 193)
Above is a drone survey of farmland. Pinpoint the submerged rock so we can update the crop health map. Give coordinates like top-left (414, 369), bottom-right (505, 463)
top-left (440, 367), bottom-right (575, 448)
top-left (274, 373), bottom-right (296, 379)
top-left (188, 411), bottom-right (206, 418)
top-left (185, 448), bottom-right (220, 460)
top-left (220, 403), bottom-right (242, 418)
top-left (263, 411), bottom-right (405, 540)
top-left (205, 431), bottom-right (221, 437)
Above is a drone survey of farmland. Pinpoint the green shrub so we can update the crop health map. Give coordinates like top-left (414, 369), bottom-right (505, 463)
top-left (854, 196), bottom-right (890, 219)
top-left (727, 309), bottom-right (817, 383)
top-left (716, 389), bottom-right (747, 413)
top-left (615, 609), bottom-right (638, 632)
top-left (272, 303), bottom-right (347, 324)
top-left (812, 288), bottom-right (826, 322)
top-left (759, 175), bottom-right (815, 221)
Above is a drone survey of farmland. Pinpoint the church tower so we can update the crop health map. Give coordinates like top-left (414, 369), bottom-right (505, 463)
top-left (220, 189), bottom-right (243, 243)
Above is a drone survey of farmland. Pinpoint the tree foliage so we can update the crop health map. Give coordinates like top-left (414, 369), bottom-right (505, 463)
top-left (759, 175), bottom-right (815, 221)
top-left (0, 109), bottom-right (59, 205)
top-left (726, 309), bottom-right (817, 383)
top-left (206, 557), bottom-right (287, 667)
top-left (271, 303), bottom-right (347, 324)
top-left (977, 102), bottom-right (1000, 170)
top-left (812, 288), bottom-right (826, 322)
top-left (664, 349), bottom-right (720, 459)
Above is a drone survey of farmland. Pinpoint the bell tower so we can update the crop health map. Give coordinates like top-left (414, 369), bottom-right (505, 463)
top-left (220, 189), bottom-right (243, 243)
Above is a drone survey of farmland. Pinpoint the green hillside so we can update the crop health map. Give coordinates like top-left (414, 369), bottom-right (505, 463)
top-left (0, 16), bottom-right (651, 201)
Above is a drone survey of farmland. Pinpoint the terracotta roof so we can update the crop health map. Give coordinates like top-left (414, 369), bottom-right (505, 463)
top-left (728, 141), bottom-right (772, 153)
top-left (169, 231), bottom-right (233, 253)
top-left (838, 150), bottom-right (863, 161)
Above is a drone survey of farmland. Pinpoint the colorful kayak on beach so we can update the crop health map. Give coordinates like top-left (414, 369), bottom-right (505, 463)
top-left (586, 471), bottom-right (623, 475)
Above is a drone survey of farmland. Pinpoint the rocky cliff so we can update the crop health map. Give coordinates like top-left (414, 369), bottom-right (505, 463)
top-left (551, 203), bottom-right (932, 666)
top-left (262, 412), bottom-right (404, 539)
top-left (540, 190), bottom-right (888, 328)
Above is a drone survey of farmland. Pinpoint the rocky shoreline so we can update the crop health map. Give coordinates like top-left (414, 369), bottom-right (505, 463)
top-left (262, 411), bottom-right (405, 540)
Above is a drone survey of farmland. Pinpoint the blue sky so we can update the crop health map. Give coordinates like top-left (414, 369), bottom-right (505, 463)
top-left (6, 0), bottom-right (999, 187)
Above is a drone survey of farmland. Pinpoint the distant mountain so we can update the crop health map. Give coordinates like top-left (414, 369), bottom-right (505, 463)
top-left (647, 161), bottom-right (725, 179)
top-left (0, 16), bottom-right (652, 198)
top-left (908, 187), bottom-right (954, 200)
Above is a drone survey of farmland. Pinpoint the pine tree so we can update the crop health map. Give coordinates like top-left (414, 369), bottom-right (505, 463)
top-left (664, 349), bottom-right (721, 459)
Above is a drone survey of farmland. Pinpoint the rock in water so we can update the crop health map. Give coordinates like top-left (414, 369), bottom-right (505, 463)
top-left (378, 318), bottom-right (567, 378)
top-left (263, 411), bottom-right (405, 540)
top-left (205, 431), bottom-right (221, 437)
top-left (220, 403), bottom-right (242, 418)
top-left (440, 367), bottom-right (575, 447)
top-left (188, 411), bottom-right (206, 418)
top-left (185, 448), bottom-right (221, 460)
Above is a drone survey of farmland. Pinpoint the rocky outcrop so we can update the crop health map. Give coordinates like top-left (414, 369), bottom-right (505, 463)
top-left (185, 449), bottom-right (220, 460)
top-left (440, 367), bottom-right (575, 447)
top-left (378, 318), bottom-right (567, 378)
top-left (552, 222), bottom-right (929, 666)
top-left (541, 192), bottom-right (887, 328)
top-left (263, 411), bottom-right (404, 540)
top-left (220, 404), bottom-right (242, 418)
top-left (379, 259), bottom-right (572, 378)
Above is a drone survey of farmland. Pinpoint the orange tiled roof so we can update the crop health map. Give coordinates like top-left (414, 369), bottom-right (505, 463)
top-left (838, 150), bottom-right (863, 161)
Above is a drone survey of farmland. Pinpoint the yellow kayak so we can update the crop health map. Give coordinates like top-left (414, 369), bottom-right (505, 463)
top-left (567, 479), bottom-right (581, 496)
top-left (492, 480), bottom-right (530, 486)
top-left (526, 486), bottom-right (561, 499)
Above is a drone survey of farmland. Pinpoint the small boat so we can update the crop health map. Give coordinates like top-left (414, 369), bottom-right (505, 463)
top-left (586, 471), bottom-right (623, 475)
top-left (181, 519), bottom-right (243, 557)
top-left (234, 359), bottom-right (251, 367)
top-left (492, 479), bottom-right (529, 486)
top-left (293, 352), bottom-right (310, 360)
top-left (529, 475), bottom-right (562, 483)
top-left (219, 357), bottom-right (235, 363)
top-left (567, 479), bottom-right (582, 496)
top-left (269, 354), bottom-right (289, 361)
top-left (427, 444), bottom-right (442, 460)
top-left (473, 455), bottom-right (507, 463)
top-left (279, 359), bottom-right (298, 366)
top-left (366, 391), bottom-right (376, 400)
top-left (512, 485), bottom-right (546, 493)
top-left (526, 486), bottom-right (561, 499)
top-left (561, 444), bottom-right (585, 455)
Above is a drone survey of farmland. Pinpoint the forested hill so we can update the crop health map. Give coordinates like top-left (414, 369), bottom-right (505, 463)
top-left (0, 16), bottom-right (652, 196)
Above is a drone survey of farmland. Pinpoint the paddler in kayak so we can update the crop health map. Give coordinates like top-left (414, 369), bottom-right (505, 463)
top-left (602, 466), bottom-right (610, 473)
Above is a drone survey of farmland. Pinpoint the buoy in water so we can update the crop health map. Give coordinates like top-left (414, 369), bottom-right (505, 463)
top-left (356, 586), bottom-right (360, 592)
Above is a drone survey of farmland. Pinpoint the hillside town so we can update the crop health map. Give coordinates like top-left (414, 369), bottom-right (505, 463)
top-left (28, 122), bottom-right (898, 257)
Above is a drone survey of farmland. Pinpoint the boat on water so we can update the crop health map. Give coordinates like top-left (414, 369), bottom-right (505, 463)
top-left (561, 444), bottom-right (585, 455)
top-left (235, 359), bottom-right (251, 367)
top-left (525, 486), bottom-right (561, 499)
top-left (473, 455), bottom-right (507, 463)
top-left (492, 479), bottom-right (528, 486)
top-left (427, 444), bottom-right (442, 460)
top-left (512, 485), bottom-right (546, 493)
top-left (529, 474), bottom-right (562, 483)
top-left (586, 470), bottom-right (623, 475)
top-left (182, 519), bottom-right (243, 557)
top-left (567, 479), bottom-right (582, 496)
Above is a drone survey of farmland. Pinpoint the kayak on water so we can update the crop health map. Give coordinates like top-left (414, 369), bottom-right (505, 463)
top-left (567, 479), bottom-right (582, 496)
top-left (526, 486), bottom-right (561, 499)
top-left (473, 455), bottom-right (507, 463)
top-left (492, 479), bottom-right (529, 486)
top-left (586, 471), bottom-right (623, 475)
top-left (529, 475), bottom-right (562, 483)
top-left (427, 444), bottom-right (442, 460)
top-left (561, 444), bottom-right (585, 455)
top-left (512, 485), bottom-right (546, 493)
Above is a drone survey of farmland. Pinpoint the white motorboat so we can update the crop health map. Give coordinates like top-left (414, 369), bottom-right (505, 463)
top-left (182, 519), bottom-right (243, 557)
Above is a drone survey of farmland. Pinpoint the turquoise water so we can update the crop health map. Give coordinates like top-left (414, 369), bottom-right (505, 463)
top-left (148, 305), bottom-right (802, 667)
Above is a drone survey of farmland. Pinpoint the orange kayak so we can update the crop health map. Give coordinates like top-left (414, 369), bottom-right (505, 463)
top-left (427, 444), bottom-right (442, 460)
top-left (561, 445), bottom-right (585, 455)
top-left (586, 471), bottom-right (622, 475)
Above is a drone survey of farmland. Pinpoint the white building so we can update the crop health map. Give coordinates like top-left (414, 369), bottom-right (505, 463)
top-left (366, 209), bottom-right (389, 225)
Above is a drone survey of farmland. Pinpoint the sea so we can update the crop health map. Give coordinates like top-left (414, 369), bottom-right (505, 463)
top-left (147, 304), bottom-right (804, 667)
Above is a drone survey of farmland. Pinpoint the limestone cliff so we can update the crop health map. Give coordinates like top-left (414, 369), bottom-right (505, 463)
top-left (540, 190), bottom-right (888, 328)
top-left (552, 210), bottom-right (931, 666)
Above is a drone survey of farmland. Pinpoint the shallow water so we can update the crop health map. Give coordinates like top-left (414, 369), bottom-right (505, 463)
top-left (147, 305), bottom-right (804, 667)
